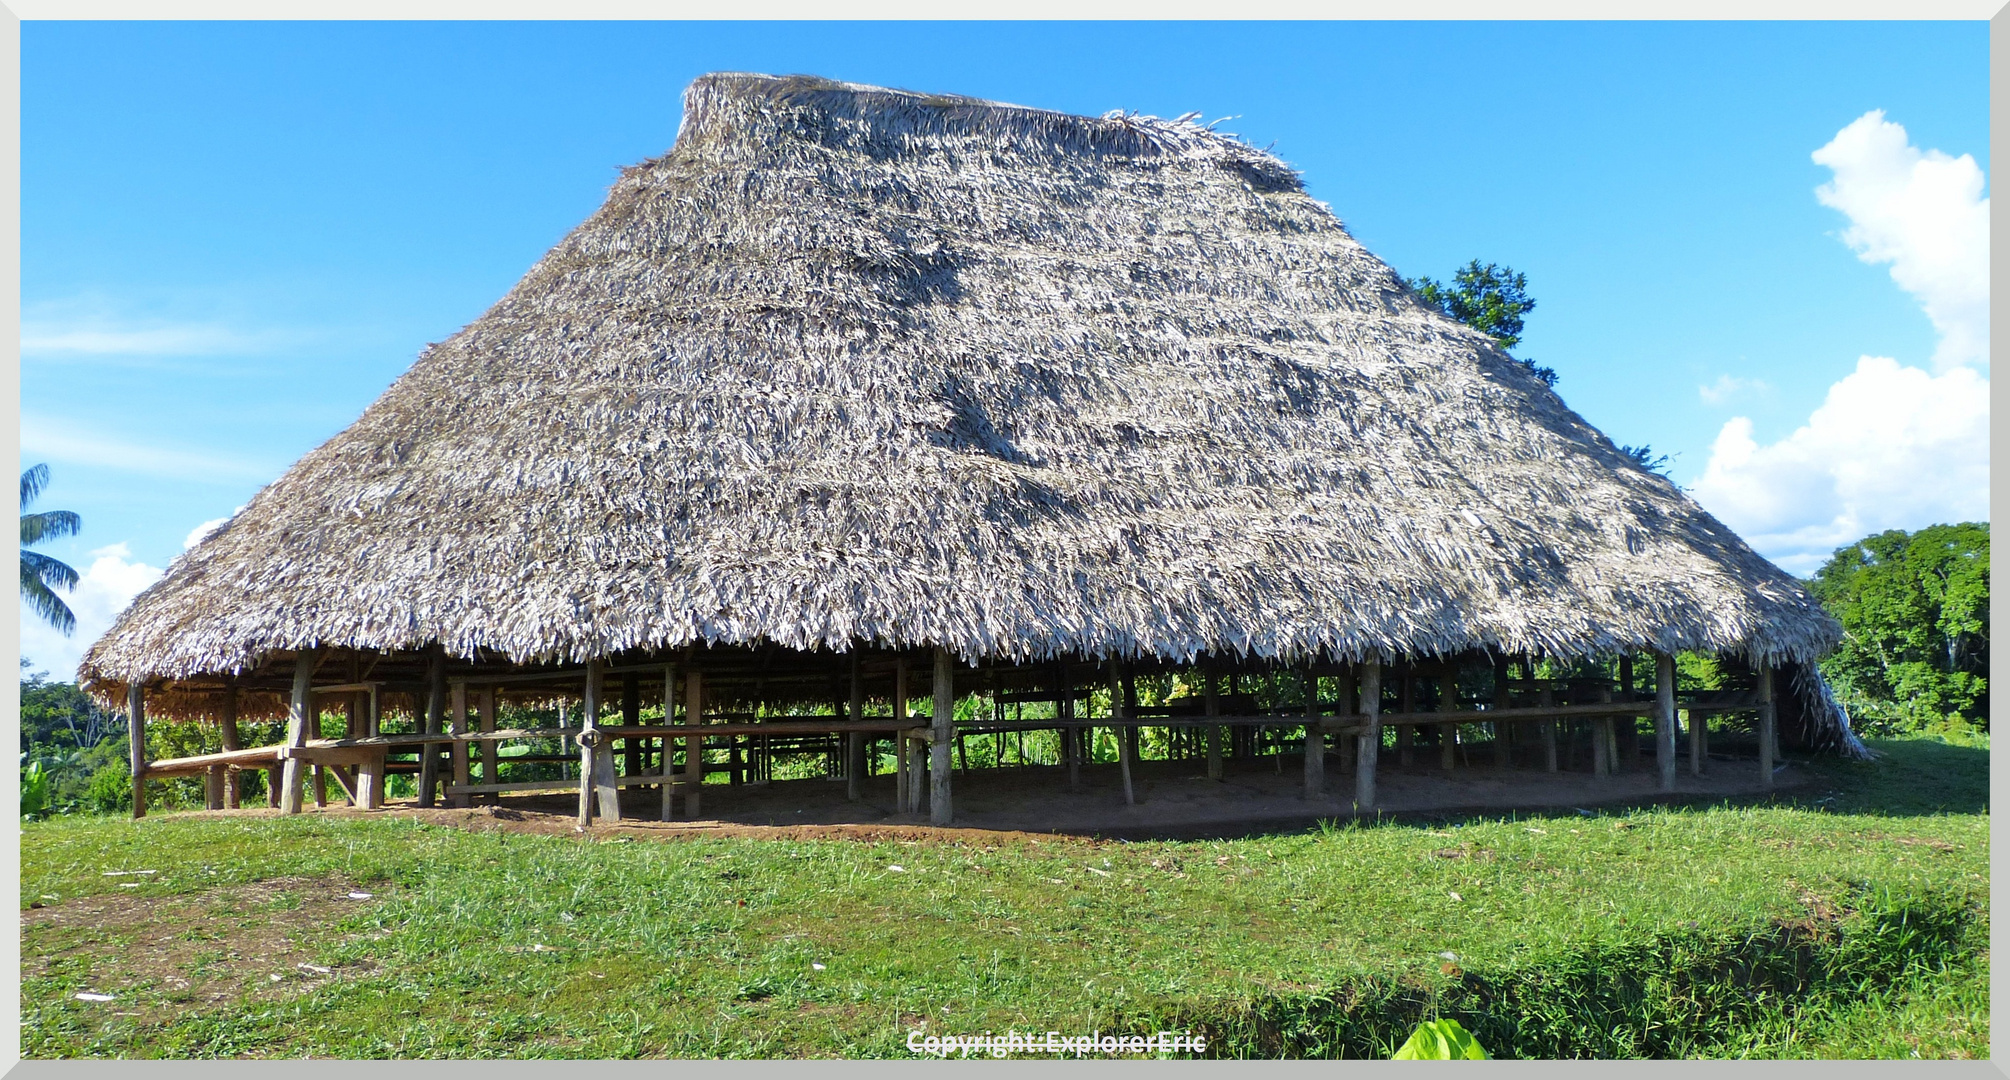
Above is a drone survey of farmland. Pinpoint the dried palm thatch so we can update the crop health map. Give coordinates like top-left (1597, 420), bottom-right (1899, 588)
top-left (81, 72), bottom-right (1840, 704)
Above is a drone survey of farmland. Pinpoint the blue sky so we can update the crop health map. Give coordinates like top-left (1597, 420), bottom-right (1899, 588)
top-left (20, 21), bottom-right (1990, 676)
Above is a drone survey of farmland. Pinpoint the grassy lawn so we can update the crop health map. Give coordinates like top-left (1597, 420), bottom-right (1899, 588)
top-left (20, 736), bottom-right (1987, 1059)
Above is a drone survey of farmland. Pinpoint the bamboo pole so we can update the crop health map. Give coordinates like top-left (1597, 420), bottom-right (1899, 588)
top-left (1655, 652), bottom-right (1678, 792)
top-left (1355, 660), bottom-right (1381, 810)
top-left (622, 673), bottom-right (642, 779)
top-left (931, 648), bottom-right (954, 825)
top-left (847, 651), bottom-right (865, 802)
top-left (1758, 667), bottom-right (1776, 789)
top-left (684, 669), bottom-right (704, 819)
top-left (1303, 666), bottom-right (1323, 799)
top-left (279, 652), bottom-right (319, 815)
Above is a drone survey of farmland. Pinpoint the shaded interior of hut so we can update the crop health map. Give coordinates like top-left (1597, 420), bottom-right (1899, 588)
top-left (132, 641), bottom-right (1826, 827)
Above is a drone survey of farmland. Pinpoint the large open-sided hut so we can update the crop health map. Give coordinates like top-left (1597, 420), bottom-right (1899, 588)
top-left (81, 73), bottom-right (1861, 826)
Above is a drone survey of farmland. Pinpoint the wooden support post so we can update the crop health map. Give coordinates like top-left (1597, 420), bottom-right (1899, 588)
top-left (1593, 685), bottom-right (1612, 778)
top-left (1204, 663), bottom-right (1223, 780)
top-left (1758, 666), bottom-right (1777, 789)
top-left (846, 650), bottom-right (865, 802)
top-left (1621, 655), bottom-right (1643, 766)
top-left (218, 681), bottom-right (242, 808)
top-left (658, 664), bottom-right (678, 821)
top-left (1655, 652), bottom-right (1678, 792)
top-left (127, 682), bottom-right (149, 819)
top-left (1397, 669), bottom-right (1415, 767)
top-left (449, 680), bottom-right (470, 808)
top-left (1539, 682), bottom-right (1559, 773)
top-left (1111, 664), bottom-right (1135, 806)
top-left (356, 748), bottom-right (384, 811)
top-left (312, 764), bottom-right (330, 807)
top-left (684, 669), bottom-right (704, 819)
top-left (930, 648), bottom-right (955, 825)
top-left (1688, 702), bottom-right (1704, 777)
top-left (279, 652), bottom-right (319, 815)
top-left (1355, 660), bottom-right (1381, 810)
top-left (205, 764), bottom-right (225, 810)
top-left (479, 688), bottom-right (498, 782)
top-left (1060, 662), bottom-right (1080, 793)
top-left (1492, 657), bottom-right (1511, 768)
top-left (418, 648), bottom-right (444, 809)
top-left (584, 660), bottom-right (619, 821)
top-left (1303, 667), bottom-right (1323, 799)
top-left (622, 673), bottom-right (641, 779)
top-left (1439, 670), bottom-right (1459, 771)
top-left (893, 656), bottom-right (911, 813)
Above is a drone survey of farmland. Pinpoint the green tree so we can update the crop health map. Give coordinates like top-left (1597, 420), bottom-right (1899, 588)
top-left (20, 464), bottom-right (81, 635)
top-left (1808, 523), bottom-right (1989, 735)
top-left (1407, 259), bottom-right (1558, 387)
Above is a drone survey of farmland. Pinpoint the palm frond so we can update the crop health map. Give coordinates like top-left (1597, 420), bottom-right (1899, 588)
top-left (19, 464), bottom-right (49, 511)
top-left (21, 509), bottom-right (81, 546)
top-left (20, 559), bottom-right (75, 636)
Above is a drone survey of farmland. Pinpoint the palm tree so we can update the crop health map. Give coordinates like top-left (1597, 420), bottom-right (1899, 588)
top-left (21, 464), bottom-right (81, 635)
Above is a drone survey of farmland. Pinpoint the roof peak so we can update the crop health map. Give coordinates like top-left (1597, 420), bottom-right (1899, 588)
top-left (673, 71), bottom-right (1302, 191)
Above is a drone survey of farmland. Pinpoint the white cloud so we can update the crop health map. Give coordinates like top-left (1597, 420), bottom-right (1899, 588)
top-left (20, 543), bottom-right (165, 682)
top-left (21, 321), bottom-right (273, 358)
top-left (184, 508), bottom-right (242, 550)
top-left (1812, 110), bottom-right (1989, 372)
top-left (21, 413), bottom-right (277, 483)
top-left (1698, 374), bottom-right (1768, 407)
top-left (1691, 115), bottom-right (1989, 575)
top-left (1691, 356), bottom-right (1988, 575)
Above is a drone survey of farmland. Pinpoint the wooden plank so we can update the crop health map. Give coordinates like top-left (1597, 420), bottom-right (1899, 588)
top-left (149, 745), bottom-right (285, 773)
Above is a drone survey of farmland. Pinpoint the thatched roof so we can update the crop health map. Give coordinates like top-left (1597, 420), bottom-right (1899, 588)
top-left (81, 72), bottom-right (1840, 694)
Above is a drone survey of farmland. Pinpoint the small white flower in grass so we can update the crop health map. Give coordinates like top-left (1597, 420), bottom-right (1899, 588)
top-left (1448, 892), bottom-right (1462, 902)
top-left (887, 865), bottom-right (906, 873)
top-left (74, 993), bottom-right (114, 1002)
top-left (812, 963), bottom-right (826, 971)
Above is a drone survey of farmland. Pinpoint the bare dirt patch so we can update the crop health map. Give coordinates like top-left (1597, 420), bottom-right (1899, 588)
top-left (22, 875), bottom-right (388, 1023)
top-left (279, 754), bottom-right (1811, 849)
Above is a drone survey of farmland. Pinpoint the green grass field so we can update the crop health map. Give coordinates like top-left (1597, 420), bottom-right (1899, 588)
top-left (20, 736), bottom-right (1987, 1059)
